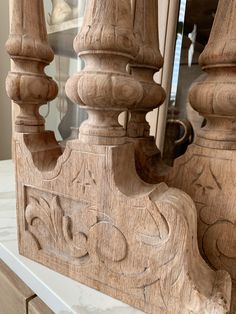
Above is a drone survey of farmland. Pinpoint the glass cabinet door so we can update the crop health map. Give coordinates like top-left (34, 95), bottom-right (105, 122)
top-left (41, 0), bottom-right (88, 143)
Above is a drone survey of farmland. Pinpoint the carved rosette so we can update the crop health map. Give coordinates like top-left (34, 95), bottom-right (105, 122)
top-left (127, 0), bottom-right (166, 138)
top-left (65, 0), bottom-right (143, 145)
top-left (6, 0), bottom-right (58, 133)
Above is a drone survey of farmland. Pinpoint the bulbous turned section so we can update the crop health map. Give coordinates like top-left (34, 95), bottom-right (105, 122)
top-left (127, 0), bottom-right (166, 138)
top-left (6, 0), bottom-right (58, 133)
top-left (66, 0), bottom-right (143, 145)
top-left (127, 0), bottom-right (168, 184)
top-left (189, 0), bottom-right (236, 149)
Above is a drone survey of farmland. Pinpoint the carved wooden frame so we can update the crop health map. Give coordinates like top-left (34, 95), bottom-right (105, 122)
top-left (6, 0), bottom-right (232, 313)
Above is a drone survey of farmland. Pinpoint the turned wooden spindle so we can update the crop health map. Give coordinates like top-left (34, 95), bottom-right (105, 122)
top-left (6, 0), bottom-right (58, 133)
top-left (128, 0), bottom-right (165, 138)
top-left (167, 1), bottom-right (236, 311)
top-left (65, 0), bottom-right (143, 145)
top-left (127, 0), bottom-right (168, 183)
top-left (6, 0), bottom-right (232, 313)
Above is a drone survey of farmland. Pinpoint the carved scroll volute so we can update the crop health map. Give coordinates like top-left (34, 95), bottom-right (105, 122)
top-left (127, 0), bottom-right (166, 138)
top-left (6, 0), bottom-right (58, 133)
top-left (65, 0), bottom-right (143, 145)
top-left (189, 0), bottom-right (236, 148)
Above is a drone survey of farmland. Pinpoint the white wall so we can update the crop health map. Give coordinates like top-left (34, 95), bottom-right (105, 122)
top-left (0, 1), bottom-right (11, 160)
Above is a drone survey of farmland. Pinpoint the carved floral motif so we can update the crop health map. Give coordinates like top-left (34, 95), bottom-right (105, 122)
top-left (72, 158), bottom-right (96, 193)
top-left (25, 195), bottom-right (88, 258)
top-left (23, 185), bottom-right (230, 313)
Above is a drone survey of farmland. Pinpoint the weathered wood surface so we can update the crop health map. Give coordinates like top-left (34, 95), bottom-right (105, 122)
top-left (166, 0), bottom-right (236, 312)
top-left (6, 0), bottom-right (232, 313)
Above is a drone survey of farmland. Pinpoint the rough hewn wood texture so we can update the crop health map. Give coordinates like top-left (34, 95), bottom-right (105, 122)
top-left (166, 0), bottom-right (236, 312)
top-left (6, 0), bottom-right (58, 133)
top-left (7, 0), bottom-right (232, 313)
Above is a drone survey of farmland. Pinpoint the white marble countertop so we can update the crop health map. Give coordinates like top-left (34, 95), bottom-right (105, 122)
top-left (0, 160), bottom-right (144, 314)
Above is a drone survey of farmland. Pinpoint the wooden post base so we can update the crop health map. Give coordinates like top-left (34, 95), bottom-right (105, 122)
top-left (167, 143), bottom-right (236, 313)
top-left (15, 133), bottom-right (231, 314)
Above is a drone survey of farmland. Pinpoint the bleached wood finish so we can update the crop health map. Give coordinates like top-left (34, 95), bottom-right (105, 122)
top-left (128, 0), bottom-right (165, 138)
top-left (128, 0), bottom-right (168, 183)
top-left (166, 0), bottom-right (236, 312)
top-left (6, 0), bottom-right (58, 133)
top-left (6, 0), bottom-right (232, 313)
top-left (66, 0), bottom-right (143, 145)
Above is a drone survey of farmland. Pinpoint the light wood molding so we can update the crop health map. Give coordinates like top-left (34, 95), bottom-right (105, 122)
top-left (6, 0), bottom-right (232, 313)
top-left (166, 0), bottom-right (236, 312)
top-left (0, 259), bottom-right (36, 314)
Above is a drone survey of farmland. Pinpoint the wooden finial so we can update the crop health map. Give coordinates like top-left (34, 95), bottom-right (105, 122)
top-left (6, 0), bottom-right (58, 133)
top-left (65, 0), bottom-right (143, 145)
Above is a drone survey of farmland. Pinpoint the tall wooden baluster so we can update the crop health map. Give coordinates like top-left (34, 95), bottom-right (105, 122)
top-left (66, 0), bottom-right (143, 145)
top-left (6, 0), bottom-right (58, 133)
top-left (167, 1), bottom-right (236, 311)
top-left (128, 0), bottom-right (168, 183)
top-left (6, 1), bottom-right (232, 313)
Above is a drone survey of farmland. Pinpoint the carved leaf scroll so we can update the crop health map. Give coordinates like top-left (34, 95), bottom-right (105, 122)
top-left (25, 195), bottom-right (88, 258)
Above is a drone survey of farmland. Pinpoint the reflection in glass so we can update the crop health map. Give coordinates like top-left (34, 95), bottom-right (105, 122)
top-left (163, 0), bottom-right (219, 165)
top-left (41, 0), bottom-right (87, 142)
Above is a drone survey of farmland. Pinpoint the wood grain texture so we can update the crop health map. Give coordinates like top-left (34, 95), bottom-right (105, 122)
top-left (65, 0), bottom-right (143, 145)
top-left (6, 0), bottom-right (232, 313)
top-left (166, 0), bottom-right (236, 312)
top-left (0, 259), bottom-right (36, 314)
top-left (127, 0), bottom-right (169, 184)
top-left (6, 0), bottom-right (58, 133)
top-left (128, 0), bottom-right (165, 138)
top-left (14, 136), bottom-right (231, 314)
